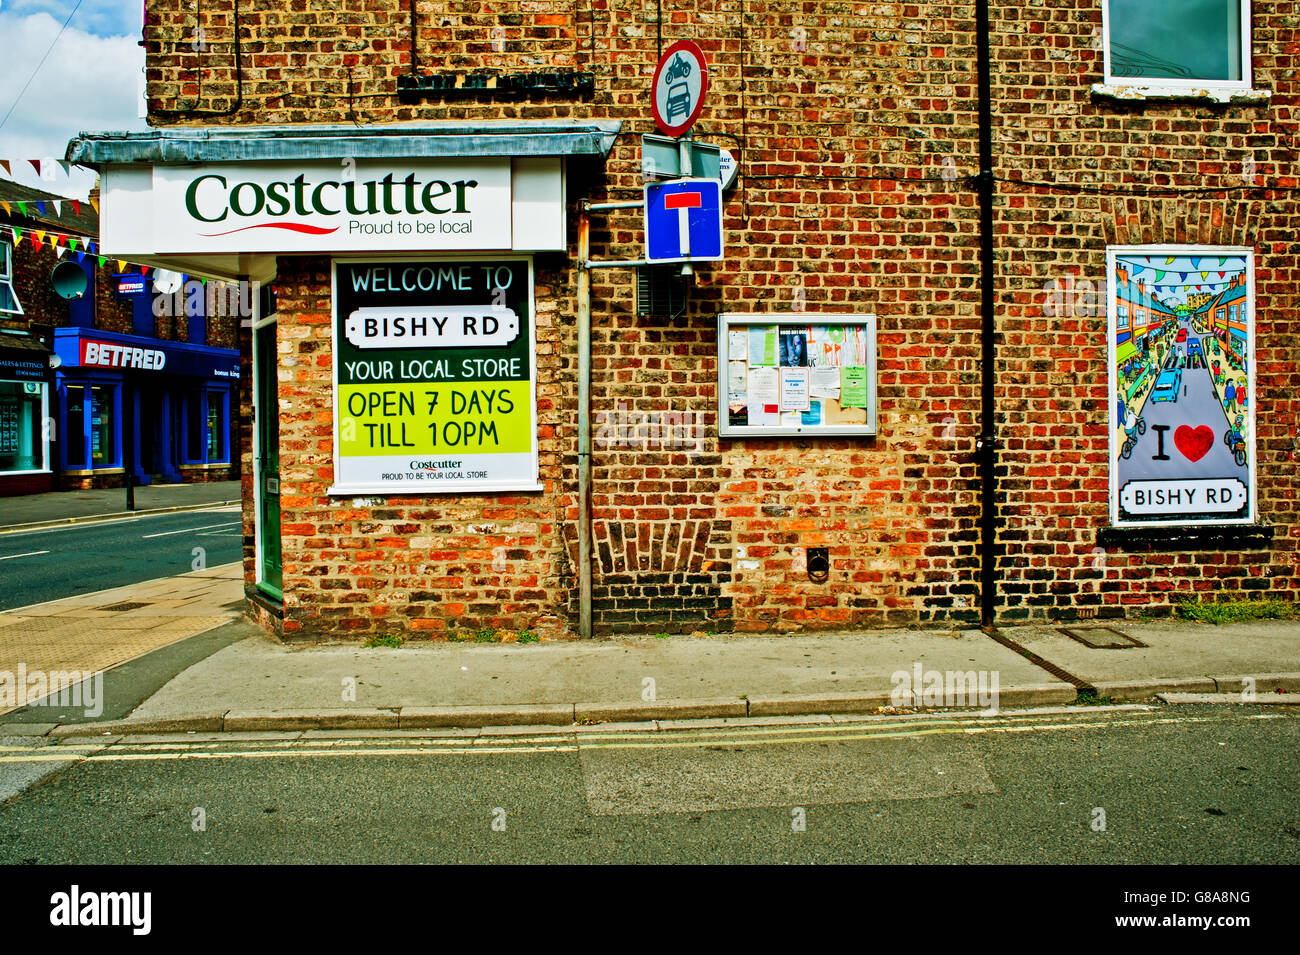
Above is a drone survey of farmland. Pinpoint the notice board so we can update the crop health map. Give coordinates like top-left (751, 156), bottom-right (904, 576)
top-left (330, 258), bottom-right (539, 494)
top-left (718, 313), bottom-right (878, 437)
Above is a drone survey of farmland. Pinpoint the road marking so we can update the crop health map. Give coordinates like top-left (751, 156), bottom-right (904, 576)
top-left (0, 551), bottom-right (49, 561)
top-left (0, 505), bottom-right (240, 538)
top-left (141, 521), bottom-right (241, 539)
top-left (0, 710), bottom-right (1262, 765)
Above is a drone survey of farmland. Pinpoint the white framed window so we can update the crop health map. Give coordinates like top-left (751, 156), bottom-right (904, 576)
top-left (1118, 305), bottom-right (1129, 329)
top-left (0, 241), bottom-right (23, 316)
top-left (1102, 0), bottom-right (1251, 90)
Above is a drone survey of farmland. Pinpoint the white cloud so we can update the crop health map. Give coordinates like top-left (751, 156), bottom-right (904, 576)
top-left (0, 9), bottom-right (146, 198)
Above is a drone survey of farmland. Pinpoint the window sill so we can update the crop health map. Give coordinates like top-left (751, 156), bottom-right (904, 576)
top-left (1098, 524), bottom-right (1273, 550)
top-left (1091, 83), bottom-right (1271, 106)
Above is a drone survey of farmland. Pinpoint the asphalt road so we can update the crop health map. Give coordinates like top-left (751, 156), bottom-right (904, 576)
top-left (1, 704), bottom-right (1296, 864)
top-left (1124, 360), bottom-right (1239, 482)
top-left (0, 508), bottom-right (242, 611)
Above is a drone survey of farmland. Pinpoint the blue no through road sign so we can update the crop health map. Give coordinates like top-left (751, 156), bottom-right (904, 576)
top-left (643, 178), bottom-right (724, 263)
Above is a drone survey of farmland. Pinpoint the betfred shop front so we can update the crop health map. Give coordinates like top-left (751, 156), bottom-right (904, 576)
top-left (68, 122), bottom-right (618, 630)
top-left (52, 327), bottom-right (239, 488)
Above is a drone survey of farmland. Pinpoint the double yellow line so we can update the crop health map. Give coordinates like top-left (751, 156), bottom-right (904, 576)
top-left (3, 708), bottom-right (1280, 765)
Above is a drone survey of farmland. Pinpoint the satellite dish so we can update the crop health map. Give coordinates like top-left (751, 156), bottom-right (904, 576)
top-left (51, 261), bottom-right (88, 300)
top-left (153, 269), bottom-right (184, 294)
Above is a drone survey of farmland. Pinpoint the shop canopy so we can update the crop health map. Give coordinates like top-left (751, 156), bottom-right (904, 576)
top-left (1115, 340), bottom-right (1139, 365)
top-left (66, 120), bottom-right (622, 282)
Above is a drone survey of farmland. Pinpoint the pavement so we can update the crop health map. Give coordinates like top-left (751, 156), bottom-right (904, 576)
top-left (0, 480), bottom-right (241, 533)
top-left (0, 559), bottom-right (1296, 737)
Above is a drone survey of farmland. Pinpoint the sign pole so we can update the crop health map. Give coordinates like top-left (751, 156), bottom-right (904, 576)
top-left (677, 134), bottom-right (694, 273)
top-left (124, 379), bottom-right (135, 511)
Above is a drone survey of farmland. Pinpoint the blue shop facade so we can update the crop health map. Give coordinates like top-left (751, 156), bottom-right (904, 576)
top-left (52, 327), bottom-right (239, 486)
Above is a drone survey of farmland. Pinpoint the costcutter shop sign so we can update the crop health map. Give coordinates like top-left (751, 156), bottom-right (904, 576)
top-left (152, 160), bottom-right (512, 253)
top-left (330, 259), bottom-right (539, 494)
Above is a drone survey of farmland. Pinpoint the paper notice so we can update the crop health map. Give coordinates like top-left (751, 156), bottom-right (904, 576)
top-left (748, 365), bottom-right (779, 405)
top-left (728, 328), bottom-right (747, 355)
top-left (748, 326), bottom-right (778, 366)
top-left (801, 400), bottom-right (822, 426)
top-left (844, 326), bottom-right (866, 367)
top-left (780, 367), bottom-right (810, 411)
top-left (810, 366), bottom-right (841, 398)
top-left (840, 366), bottom-right (868, 407)
top-left (810, 326), bottom-right (844, 367)
top-left (727, 360), bottom-right (747, 398)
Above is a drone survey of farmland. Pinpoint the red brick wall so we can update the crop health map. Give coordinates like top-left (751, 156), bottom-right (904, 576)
top-left (144, 0), bottom-right (1298, 636)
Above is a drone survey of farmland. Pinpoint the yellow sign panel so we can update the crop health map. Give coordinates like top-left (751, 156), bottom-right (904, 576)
top-left (338, 381), bottom-right (532, 457)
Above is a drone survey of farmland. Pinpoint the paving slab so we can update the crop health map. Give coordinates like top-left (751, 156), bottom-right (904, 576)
top-left (576, 698), bottom-right (748, 723)
top-left (125, 627), bottom-right (1054, 720)
top-left (1158, 692), bottom-right (1300, 705)
top-left (0, 722), bottom-right (56, 737)
top-left (1003, 619), bottom-right (1300, 689)
top-left (49, 712), bottom-right (226, 738)
top-left (399, 704), bottom-right (574, 728)
top-left (224, 708), bottom-right (398, 731)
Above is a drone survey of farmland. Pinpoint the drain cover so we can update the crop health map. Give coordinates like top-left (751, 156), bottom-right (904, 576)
top-left (100, 601), bottom-right (150, 612)
top-left (1057, 627), bottom-right (1147, 649)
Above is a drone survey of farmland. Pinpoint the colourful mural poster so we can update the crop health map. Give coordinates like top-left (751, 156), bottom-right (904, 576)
top-left (1107, 247), bottom-right (1255, 527)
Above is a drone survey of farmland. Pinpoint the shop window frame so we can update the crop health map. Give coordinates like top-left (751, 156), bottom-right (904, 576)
top-left (0, 241), bottom-right (23, 316)
top-left (0, 379), bottom-right (49, 475)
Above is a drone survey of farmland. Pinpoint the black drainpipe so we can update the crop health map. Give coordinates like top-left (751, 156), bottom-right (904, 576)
top-left (975, 0), bottom-right (999, 631)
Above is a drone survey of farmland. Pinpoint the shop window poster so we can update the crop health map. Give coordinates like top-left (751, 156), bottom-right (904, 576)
top-left (1107, 247), bottom-right (1256, 527)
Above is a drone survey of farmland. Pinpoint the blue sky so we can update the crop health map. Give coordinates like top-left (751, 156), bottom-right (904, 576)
top-left (0, 0), bottom-right (147, 197)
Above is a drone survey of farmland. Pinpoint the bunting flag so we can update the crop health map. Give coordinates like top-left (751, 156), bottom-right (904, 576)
top-left (15, 201), bottom-right (26, 216)
top-left (71, 200), bottom-right (80, 215)
top-left (33, 230), bottom-right (45, 245)
top-left (58, 161), bottom-right (71, 176)
top-left (0, 160), bottom-right (9, 176)
top-left (89, 197), bottom-right (99, 214)
top-left (140, 265), bottom-right (150, 276)
top-left (27, 160), bottom-right (40, 176)
top-left (97, 256), bottom-right (106, 268)
top-left (55, 245), bottom-right (66, 259)
top-left (1154, 270), bottom-right (1166, 281)
top-left (1165, 256), bottom-right (1176, 264)
top-left (11, 228), bottom-right (20, 245)
top-left (117, 259), bottom-right (127, 271)
top-left (0, 202), bottom-right (7, 216)
top-left (51, 200), bottom-right (61, 217)
top-left (75, 250), bottom-right (85, 262)
top-left (1201, 271), bottom-right (1208, 280)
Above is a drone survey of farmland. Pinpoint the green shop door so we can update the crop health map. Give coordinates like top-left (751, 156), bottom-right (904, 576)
top-left (254, 319), bottom-right (282, 598)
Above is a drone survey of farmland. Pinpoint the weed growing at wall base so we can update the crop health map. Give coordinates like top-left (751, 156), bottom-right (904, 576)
top-left (1175, 598), bottom-right (1298, 625)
